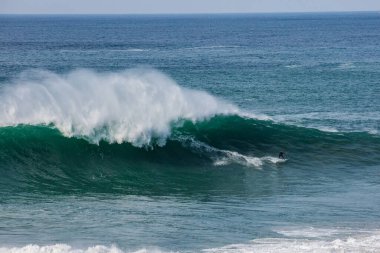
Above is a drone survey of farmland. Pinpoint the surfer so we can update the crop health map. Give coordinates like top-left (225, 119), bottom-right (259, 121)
top-left (279, 152), bottom-right (285, 159)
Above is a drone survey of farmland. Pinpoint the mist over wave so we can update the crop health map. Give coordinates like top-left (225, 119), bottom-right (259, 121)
top-left (0, 68), bottom-right (239, 146)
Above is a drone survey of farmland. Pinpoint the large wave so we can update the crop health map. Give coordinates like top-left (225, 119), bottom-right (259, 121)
top-left (0, 115), bottom-right (378, 194)
top-left (0, 69), bottom-right (379, 194)
top-left (0, 68), bottom-right (240, 146)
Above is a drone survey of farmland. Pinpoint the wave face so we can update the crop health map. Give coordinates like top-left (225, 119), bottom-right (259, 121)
top-left (0, 69), bottom-right (379, 194)
top-left (0, 116), bottom-right (379, 194)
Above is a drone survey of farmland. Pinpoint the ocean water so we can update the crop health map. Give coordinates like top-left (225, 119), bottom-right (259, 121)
top-left (0, 12), bottom-right (380, 252)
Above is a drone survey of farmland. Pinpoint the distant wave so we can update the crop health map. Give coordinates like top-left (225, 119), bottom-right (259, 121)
top-left (183, 45), bottom-right (242, 50)
top-left (284, 64), bottom-right (303, 69)
top-left (271, 112), bottom-right (380, 134)
top-left (109, 48), bottom-right (149, 52)
top-left (337, 62), bottom-right (355, 70)
top-left (272, 112), bottom-right (380, 122)
top-left (59, 48), bottom-right (150, 53)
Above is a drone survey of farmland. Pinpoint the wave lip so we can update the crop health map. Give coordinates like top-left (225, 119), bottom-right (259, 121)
top-left (0, 68), bottom-right (239, 147)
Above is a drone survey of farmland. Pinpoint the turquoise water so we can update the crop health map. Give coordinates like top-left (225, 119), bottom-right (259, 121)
top-left (0, 13), bottom-right (380, 252)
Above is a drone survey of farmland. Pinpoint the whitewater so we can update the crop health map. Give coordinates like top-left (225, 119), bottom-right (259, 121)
top-left (2, 228), bottom-right (380, 253)
top-left (0, 68), bottom-right (239, 146)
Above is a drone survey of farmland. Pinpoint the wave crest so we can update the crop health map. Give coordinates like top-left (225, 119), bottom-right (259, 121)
top-left (0, 68), bottom-right (238, 146)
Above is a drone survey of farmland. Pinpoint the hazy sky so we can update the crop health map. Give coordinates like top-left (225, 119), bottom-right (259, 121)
top-left (1, 0), bottom-right (380, 14)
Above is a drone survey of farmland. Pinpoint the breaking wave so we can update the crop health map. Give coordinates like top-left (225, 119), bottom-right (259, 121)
top-left (0, 68), bottom-right (379, 194)
top-left (0, 68), bottom-right (239, 146)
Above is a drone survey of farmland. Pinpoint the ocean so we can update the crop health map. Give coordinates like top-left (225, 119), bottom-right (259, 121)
top-left (0, 12), bottom-right (379, 252)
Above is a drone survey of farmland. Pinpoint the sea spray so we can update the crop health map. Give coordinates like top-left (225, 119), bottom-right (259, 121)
top-left (0, 68), bottom-right (239, 146)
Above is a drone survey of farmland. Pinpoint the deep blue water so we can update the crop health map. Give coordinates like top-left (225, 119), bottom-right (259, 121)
top-left (0, 13), bottom-right (379, 252)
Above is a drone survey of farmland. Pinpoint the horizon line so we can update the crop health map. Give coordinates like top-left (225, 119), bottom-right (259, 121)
top-left (0, 10), bottom-right (379, 15)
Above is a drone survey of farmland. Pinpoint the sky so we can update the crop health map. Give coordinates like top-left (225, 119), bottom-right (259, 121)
top-left (1, 0), bottom-right (380, 14)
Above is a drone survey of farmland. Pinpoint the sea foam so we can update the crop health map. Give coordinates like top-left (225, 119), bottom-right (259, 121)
top-left (179, 137), bottom-right (284, 168)
top-left (0, 69), bottom-right (239, 147)
top-left (204, 228), bottom-right (380, 253)
top-left (2, 229), bottom-right (380, 253)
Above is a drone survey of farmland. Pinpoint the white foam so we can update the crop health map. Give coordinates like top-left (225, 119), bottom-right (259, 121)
top-left (314, 126), bottom-right (339, 133)
top-left (213, 151), bottom-right (285, 168)
top-left (0, 245), bottom-right (172, 253)
top-left (204, 229), bottom-right (380, 253)
top-left (367, 129), bottom-right (379, 135)
top-left (0, 69), bottom-right (239, 147)
top-left (213, 151), bottom-right (264, 168)
top-left (237, 111), bottom-right (272, 121)
top-left (179, 137), bottom-right (283, 168)
top-left (275, 227), bottom-right (345, 238)
top-left (3, 229), bottom-right (380, 253)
